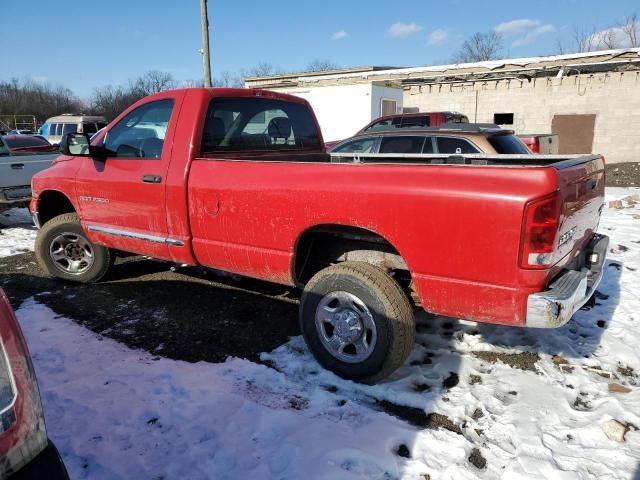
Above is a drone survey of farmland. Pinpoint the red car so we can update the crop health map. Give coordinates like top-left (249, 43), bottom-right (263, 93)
top-left (0, 289), bottom-right (69, 479)
top-left (357, 111), bottom-right (469, 133)
top-left (30, 88), bottom-right (607, 383)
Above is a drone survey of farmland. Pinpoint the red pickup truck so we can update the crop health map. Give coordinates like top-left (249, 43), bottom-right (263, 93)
top-left (29, 88), bottom-right (608, 383)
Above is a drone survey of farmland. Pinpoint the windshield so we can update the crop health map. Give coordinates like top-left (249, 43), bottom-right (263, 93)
top-left (488, 133), bottom-right (530, 154)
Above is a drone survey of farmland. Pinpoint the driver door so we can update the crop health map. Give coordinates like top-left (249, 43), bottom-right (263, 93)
top-left (76, 91), bottom-right (184, 260)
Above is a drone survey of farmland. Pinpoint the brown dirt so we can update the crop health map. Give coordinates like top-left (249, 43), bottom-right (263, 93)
top-left (606, 162), bottom-right (640, 187)
top-left (472, 351), bottom-right (540, 372)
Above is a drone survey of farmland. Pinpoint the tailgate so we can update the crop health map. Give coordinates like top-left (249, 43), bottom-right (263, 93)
top-left (553, 155), bottom-right (605, 268)
top-left (0, 153), bottom-right (58, 190)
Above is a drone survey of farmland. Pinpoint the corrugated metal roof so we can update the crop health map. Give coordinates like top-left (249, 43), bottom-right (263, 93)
top-left (245, 48), bottom-right (640, 87)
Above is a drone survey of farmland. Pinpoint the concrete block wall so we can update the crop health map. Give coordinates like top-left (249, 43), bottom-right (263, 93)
top-left (404, 70), bottom-right (640, 163)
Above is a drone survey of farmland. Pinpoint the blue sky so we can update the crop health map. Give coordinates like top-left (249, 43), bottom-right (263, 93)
top-left (3, 0), bottom-right (638, 98)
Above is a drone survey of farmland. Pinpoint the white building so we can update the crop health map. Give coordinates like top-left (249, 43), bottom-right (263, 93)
top-left (245, 49), bottom-right (640, 163)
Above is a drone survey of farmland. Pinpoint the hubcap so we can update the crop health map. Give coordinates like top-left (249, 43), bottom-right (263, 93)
top-left (49, 232), bottom-right (94, 275)
top-left (315, 291), bottom-right (377, 363)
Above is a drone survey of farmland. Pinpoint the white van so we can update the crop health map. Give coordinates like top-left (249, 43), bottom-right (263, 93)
top-left (39, 114), bottom-right (108, 145)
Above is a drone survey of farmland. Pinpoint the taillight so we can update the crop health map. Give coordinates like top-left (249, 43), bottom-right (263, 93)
top-left (520, 192), bottom-right (561, 269)
top-left (0, 290), bottom-right (48, 477)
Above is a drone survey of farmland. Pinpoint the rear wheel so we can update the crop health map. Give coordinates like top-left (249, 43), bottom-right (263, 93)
top-left (35, 213), bottom-right (112, 283)
top-left (300, 262), bottom-right (415, 384)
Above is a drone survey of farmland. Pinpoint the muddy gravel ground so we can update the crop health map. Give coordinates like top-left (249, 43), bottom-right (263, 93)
top-left (0, 253), bottom-right (301, 363)
top-left (606, 162), bottom-right (640, 187)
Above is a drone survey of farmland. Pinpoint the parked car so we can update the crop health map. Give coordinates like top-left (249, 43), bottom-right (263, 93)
top-left (0, 288), bottom-right (69, 479)
top-left (39, 114), bottom-right (108, 145)
top-left (30, 88), bottom-right (607, 384)
top-left (0, 135), bottom-right (59, 213)
top-left (519, 134), bottom-right (560, 154)
top-left (330, 123), bottom-right (532, 155)
top-left (325, 112), bottom-right (470, 149)
top-left (8, 130), bottom-right (35, 135)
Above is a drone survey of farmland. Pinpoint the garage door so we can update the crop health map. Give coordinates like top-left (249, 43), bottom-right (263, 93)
top-left (551, 114), bottom-right (596, 154)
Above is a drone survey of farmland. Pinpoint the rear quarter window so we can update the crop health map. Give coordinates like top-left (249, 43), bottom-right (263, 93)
top-left (379, 136), bottom-right (425, 154)
top-left (488, 134), bottom-right (530, 154)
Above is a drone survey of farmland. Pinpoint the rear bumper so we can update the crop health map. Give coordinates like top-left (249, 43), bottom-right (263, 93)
top-left (526, 233), bottom-right (609, 328)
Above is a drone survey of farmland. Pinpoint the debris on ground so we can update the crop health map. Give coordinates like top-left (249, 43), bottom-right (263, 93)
top-left (602, 419), bottom-right (629, 443)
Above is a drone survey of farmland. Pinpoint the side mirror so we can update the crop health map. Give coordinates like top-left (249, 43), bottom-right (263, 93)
top-left (60, 132), bottom-right (94, 157)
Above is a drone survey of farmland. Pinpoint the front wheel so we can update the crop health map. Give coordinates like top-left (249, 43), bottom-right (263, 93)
top-left (300, 262), bottom-right (415, 384)
top-left (35, 213), bottom-right (112, 283)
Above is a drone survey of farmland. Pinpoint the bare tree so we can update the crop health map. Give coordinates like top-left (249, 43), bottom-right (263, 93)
top-left (598, 27), bottom-right (620, 49)
top-left (571, 26), bottom-right (600, 53)
top-left (305, 59), bottom-right (338, 72)
top-left (213, 71), bottom-right (243, 87)
top-left (244, 62), bottom-right (279, 78)
top-left (452, 32), bottom-right (503, 63)
top-left (91, 71), bottom-right (176, 121)
top-left (130, 70), bottom-right (177, 97)
top-left (619, 12), bottom-right (639, 47)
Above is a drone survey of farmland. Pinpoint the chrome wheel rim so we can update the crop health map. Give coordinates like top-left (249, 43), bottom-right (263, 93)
top-left (49, 232), bottom-right (94, 275)
top-left (315, 291), bottom-right (377, 364)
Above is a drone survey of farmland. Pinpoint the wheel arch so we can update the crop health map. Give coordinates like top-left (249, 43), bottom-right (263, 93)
top-left (35, 190), bottom-right (77, 226)
top-left (292, 223), bottom-right (412, 288)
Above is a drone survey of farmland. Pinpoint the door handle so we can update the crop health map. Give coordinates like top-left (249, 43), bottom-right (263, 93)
top-left (586, 178), bottom-right (596, 191)
top-left (11, 163), bottom-right (24, 170)
top-left (141, 174), bottom-right (162, 184)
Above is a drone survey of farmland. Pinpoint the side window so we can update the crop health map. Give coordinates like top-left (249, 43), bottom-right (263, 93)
top-left (436, 137), bottom-right (480, 154)
top-left (49, 123), bottom-right (58, 136)
top-left (201, 97), bottom-right (321, 153)
top-left (422, 137), bottom-right (434, 153)
top-left (82, 122), bottom-right (97, 134)
top-left (62, 123), bottom-right (77, 136)
top-left (379, 136), bottom-right (425, 154)
top-left (103, 99), bottom-right (174, 159)
top-left (332, 138), bottom-right (377, 153)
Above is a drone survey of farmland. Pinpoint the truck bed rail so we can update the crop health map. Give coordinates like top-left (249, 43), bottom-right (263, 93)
top-left (329, 152), bottom-right (601, 169)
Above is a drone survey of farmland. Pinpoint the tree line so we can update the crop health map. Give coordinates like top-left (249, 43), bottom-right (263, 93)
top-left (0, 59), bottom-right (338, 126)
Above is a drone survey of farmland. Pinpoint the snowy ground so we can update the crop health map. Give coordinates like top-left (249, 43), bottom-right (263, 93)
top-left (2, 189), bottom-right (640, 479)
top-left (0, 207), bottom-right (36, 257)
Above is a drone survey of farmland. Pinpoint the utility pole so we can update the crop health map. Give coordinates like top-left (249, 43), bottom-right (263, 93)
top-left (200, 0), bottom-right (212, 87)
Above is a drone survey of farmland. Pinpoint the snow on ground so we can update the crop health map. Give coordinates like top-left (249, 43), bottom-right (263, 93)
top-left (10, 188), bottom-right (640, 479)
top-left (0, 207), bottom-right (36, 257)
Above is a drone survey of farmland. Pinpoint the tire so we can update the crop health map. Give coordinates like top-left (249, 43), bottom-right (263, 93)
top-left (300, 261), bottom-right (415, 384)
top-left (35, 213), bottom-right (112, 283)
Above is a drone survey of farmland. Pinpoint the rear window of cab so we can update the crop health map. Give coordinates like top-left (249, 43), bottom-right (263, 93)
top-left (201, 98), bottom-right (321, 153)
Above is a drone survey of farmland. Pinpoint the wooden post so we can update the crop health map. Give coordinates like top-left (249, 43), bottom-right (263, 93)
top-left (200, 0), bottom-right (212, 87)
